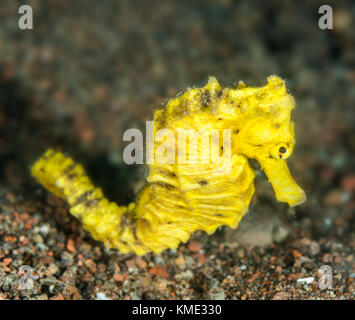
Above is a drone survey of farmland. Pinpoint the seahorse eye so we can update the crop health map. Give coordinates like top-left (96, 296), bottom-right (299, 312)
top-left (271, 143), bottom-right (293, 160)
top-left (279, 146), bottom-right (287, 154)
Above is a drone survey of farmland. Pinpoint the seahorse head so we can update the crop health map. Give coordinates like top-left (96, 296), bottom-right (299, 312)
top-left (232, 75), bottom-right (306, 207)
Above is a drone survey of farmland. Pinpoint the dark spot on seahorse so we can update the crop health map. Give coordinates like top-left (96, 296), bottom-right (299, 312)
top-left (221, 146), bottom-right (224, 153)
top-left (132, 222), bottom-right (140, 242)
top-left (63, 163), bottom-right (76, 175)
top-left (73, 189), bottom-right (95, 206)
top-left (67, 172), bottom-right (78, 180)
top-left (158, 119), bottom-right (165, 129)
top-left (201, 89), bottom-right (211, 108)
top-left (199, 180), bottom-right (208, 186)
top-left (155, 110), bottom-right (166, 128)
top-left (216, 89), bottom-right (223, 98)
top-left (152, 182), bottom-right (176, 191)
top-left (159, 169), bottom-right (176, 178)
top-left (119, 209), bottom-right (131, 230)
top-left (120, 240), bottom-right (129, 246)
top-left (85, 198), bottom-right (101, 208)
top-left (174, 104), bottom-right (188, 117)
top-left (233, 129), bottom-right (240, 134)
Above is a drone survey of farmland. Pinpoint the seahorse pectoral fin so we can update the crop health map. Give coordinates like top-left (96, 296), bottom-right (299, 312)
top-left (258, 157), bottom-right (306, 207)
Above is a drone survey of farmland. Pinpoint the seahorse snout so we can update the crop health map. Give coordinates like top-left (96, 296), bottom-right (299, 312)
top-left (258, 157), bottom-right (306, 207)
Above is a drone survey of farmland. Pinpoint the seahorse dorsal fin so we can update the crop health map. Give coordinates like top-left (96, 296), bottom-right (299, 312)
top-left (267, 75), bottom-right (286, 92)
top-left (205, 76), bottom-right (221, 93)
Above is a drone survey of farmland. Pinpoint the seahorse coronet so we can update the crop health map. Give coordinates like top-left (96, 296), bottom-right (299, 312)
top-left (31, 75), bottom-right (306, 255)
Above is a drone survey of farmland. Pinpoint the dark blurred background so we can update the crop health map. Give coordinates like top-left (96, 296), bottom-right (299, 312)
top-left (0, 0), bottom-right (353, 300)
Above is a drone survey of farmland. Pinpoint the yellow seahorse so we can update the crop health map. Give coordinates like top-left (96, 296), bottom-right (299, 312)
top-left (31, 75), bottom-right (306, 255)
